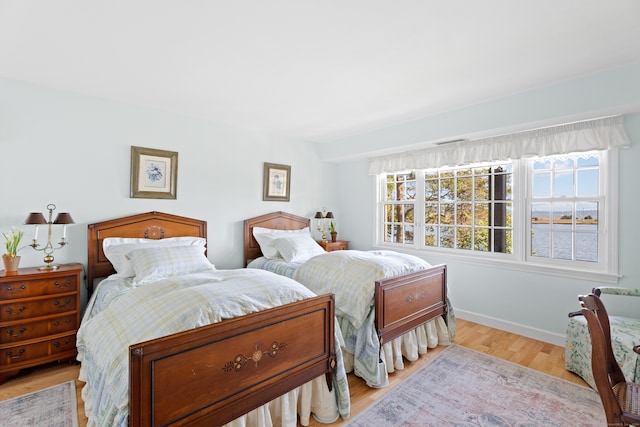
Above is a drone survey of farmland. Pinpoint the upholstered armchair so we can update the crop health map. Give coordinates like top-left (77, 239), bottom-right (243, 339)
top-left (566, 286), bottom-right (640, 389)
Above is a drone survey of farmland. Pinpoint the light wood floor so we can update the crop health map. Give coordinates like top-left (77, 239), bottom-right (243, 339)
top-left (0, 319), bottom-right (588, 426)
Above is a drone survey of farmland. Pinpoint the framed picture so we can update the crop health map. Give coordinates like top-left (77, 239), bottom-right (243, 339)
top-left (130, 146), bottom-right (178, 199)
top-left (263, 162), bottom-right (291, 201)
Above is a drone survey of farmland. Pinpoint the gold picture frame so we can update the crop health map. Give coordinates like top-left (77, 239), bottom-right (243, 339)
top-left (263, 162), bottom-right (291, 202)
top-left (130, 146), bottom-right (178, 199)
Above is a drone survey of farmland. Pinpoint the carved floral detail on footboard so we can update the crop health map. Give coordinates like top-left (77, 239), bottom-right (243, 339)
top-left (223, 341), bottom-right (287, 372)
top-left (405, 288), bottom-right (428, 304)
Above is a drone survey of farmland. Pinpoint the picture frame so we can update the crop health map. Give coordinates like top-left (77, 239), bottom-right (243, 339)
top-left (130, 146), bottom-right (178, 199)
top-left (263, 162), bottom-right (291, 202)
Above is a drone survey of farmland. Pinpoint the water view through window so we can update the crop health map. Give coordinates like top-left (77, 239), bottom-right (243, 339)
top-left (529, 154), bottom-right (600, 262)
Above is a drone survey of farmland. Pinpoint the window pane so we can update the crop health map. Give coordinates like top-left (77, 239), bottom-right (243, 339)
top-left (456, 228), bottom-right (472, 250)
top-left (552, 231), bottom-right (573, 260)
top-left (577, 202), bottom-right (598, 229)
top-left (404, 204), bottom-right (414, 223)
top-left (425, 225), bottom-right (437, 246)
top-left (456, 177), bottom-right (473, 200)
top-left (552, 202), bottom-right (573, 229)
top-left (457, 203), bottom-right (472, 226)
top-left (532, 172), bottom-right (551, 198)
top-left (404, 224), bottom-right (414, 244)
top-left (474, 228), bottom-right (489, 251)
top-left (441, 178), bottom-right (455, 200)
top-left (440, 226), bottom-right (455, 248)
top-left (425, 203), bottom-right (439, 224)
top-left (554, 171), bottom-right (574, 197)
top-left (404, 180), bottom-right (416, 200)
top-left (425, 179), bottom-right (439, 201)
top-left (441, 203), bottom-right (455, 224)
top-left (531, 202), bottom-right (550, 226)
top-left (533, 159), bottom-right (551, 170)
top-left (576, 232), bottom-right (597, 262)
top-left (578, 156), bottom-right (599, 167)
top-left (577, 168), bottom-right (598, 197)
top-left (531, 228), bottom-right (550, 258)
top-left (475, 175), bottom-right (490, 200)
top-left (475, 203), bottom-right (489, 226)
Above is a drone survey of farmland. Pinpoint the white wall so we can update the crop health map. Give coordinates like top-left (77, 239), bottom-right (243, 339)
top-left (0, 78), bottom-right (338, 308)
top-left (3, 62), bottom-right (639, 345)
top-left (332, 63), bottom-right (640, 345)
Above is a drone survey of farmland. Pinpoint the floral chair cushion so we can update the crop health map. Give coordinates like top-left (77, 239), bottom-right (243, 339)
top-left (566, 314), bottom-right (640, 389)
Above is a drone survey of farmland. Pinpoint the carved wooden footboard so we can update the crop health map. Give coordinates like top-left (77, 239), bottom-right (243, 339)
top-left (129, 293), bottom-right (336, 427)
top-left (374, 264), bottom-right (447, 346)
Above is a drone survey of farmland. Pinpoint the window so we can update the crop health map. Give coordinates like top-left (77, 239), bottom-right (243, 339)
top-left (423, 164), bottom-right (512, 253)
top-left (377, 150), bottom-right (615, 276)
top-left (528, 153), bottom-right (602, 264)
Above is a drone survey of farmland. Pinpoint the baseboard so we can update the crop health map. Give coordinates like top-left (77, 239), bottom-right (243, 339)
top-left (454, 309), bottom-right (566, 347)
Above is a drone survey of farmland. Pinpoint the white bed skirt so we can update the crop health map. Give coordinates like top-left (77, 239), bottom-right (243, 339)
top-left (81, 372), bottom-right (338, 427)
top-left (224, 376), bottom-right (338, 427)
top-left (341, 316), bottom-right (450, 375)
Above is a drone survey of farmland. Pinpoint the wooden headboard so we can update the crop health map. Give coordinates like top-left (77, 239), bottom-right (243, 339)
top-left (243, 211), bottom-right (310, 267)
top-left (87, 211), bottom-right (207, 295)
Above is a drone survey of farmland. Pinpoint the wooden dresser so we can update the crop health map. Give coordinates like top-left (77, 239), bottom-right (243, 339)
top-left (0, 263), bottom-right (82, 383)
top-left (317, 240), bottom-right (349, 251)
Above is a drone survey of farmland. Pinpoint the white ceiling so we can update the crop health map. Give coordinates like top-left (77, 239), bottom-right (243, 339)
top-left (1, 1), bottom-right (639, 143)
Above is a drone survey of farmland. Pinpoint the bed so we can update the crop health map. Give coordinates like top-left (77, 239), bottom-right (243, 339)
top-left (243, 211), bottom-right (454, 388)
top-left (79, 211), bottom-right (350, 427)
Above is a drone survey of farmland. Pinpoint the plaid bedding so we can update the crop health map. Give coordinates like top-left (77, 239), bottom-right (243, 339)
top-left (77, 268), bottom-right (349, 426)
top-left (293, 250), bottom-right (431, 329)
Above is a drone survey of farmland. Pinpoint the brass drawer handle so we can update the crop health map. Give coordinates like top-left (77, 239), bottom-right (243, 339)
top-left (53, 298), bottom-right (72, 308)
top-left (6, 285), bottom-right (26, 295)
top-left (7, 349), bottom-right (25, 360)
top-left (54, 279), bottom-right (72, 289)
top-left (5, 306), bottom-right (26, 316)
top-left (53, 319), bottom-right (72, 327)
top-left (53, 338), bottom-right (72, 349)
top-left (6, 328), bottom-right (26, 337)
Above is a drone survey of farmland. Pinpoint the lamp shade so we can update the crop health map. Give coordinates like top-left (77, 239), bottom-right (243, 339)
top-left (24, 212), bottom-right (47, 225)
top-left (314, 212), bottom-right (323, 219)
top-left (326, 212), bottom-right (334, 219)
top-left (54, 213), bottom-right (75, 224)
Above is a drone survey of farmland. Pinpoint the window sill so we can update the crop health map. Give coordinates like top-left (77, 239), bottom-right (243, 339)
top-left (372, 243), bottom-right (620, 284)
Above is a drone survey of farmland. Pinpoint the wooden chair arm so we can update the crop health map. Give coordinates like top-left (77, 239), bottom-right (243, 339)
top-left (634, 345), bottom-right (640, 355)
top-left (568, 310), bottom-right (584, 318)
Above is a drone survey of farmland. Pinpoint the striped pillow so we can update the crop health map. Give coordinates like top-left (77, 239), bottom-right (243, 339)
top-left (127, 245), bottom-right (215, 285)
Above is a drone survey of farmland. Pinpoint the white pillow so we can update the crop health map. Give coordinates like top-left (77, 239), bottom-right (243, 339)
top-left (273, 236), bottom-right (326, 263)
top-left (103, 237), bottom-right (206, 277)
top-left (128, 245), bottom-right (215, 285)
top-left (252, 227), bottom-right (311, 260)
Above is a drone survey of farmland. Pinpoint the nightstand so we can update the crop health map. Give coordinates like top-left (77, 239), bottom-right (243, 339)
top-left (317, 240), bottom-right (349, 252)
top-left (0, 263), bottom-right (82, 383)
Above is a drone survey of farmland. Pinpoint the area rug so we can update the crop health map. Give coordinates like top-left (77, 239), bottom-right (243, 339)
top-left (0, 380), bottom-right (78, 427)
top-left (346, 345), bottom-right (606, 426)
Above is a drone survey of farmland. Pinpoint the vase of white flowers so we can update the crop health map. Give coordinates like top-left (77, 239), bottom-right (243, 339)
top-left (3, 226), bottom-right (24, 272)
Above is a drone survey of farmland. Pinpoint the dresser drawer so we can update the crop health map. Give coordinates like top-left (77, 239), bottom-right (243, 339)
top-left (0, 274), bottom-right (78, 300)
top-left (0, 314), bottom-right (77, 344)
top-left (1, 334), bottom-right (76, 367)
top-left (0, 295), bottom-right (77, 322)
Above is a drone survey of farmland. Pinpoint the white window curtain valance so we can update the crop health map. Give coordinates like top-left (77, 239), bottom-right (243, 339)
top-left (368, 115), bottom-right (631, 174)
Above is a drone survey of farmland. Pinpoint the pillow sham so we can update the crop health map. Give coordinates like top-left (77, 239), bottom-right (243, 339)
top-left (103, 237), bottom-right (206, 277)
top-left (273, 235), bottom-right (326, 263)
top-left (127, 245), bottom-right (215, 285)
top-left (252, 227), bottom-right (311, 260)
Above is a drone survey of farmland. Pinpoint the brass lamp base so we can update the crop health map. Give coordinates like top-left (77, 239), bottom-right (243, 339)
top-left (37, 254), bottom-right (58, 270)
